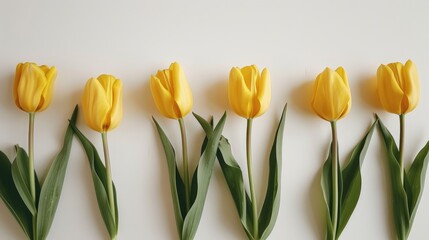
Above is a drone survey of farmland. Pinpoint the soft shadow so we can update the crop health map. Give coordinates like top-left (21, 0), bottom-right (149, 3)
top-left (359, 75), bottom-right (382, 110)
top-left (203, 79), bottom-right (228, 114)
top-left (307, 168), bottom-right (325, 240)
top-left (130, 80), bottom-right (157, 120)
top-left (289, 80), bottom-right (314, 117)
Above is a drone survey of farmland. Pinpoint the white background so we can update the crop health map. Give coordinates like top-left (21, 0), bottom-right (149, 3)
top-left (1, 0), bottom-right (429, 239)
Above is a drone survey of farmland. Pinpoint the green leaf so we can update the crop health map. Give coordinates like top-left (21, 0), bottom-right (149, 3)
top-left (337, 120), bottom-right (377, 237)
top-left (11, 145), bottom-right (41, 216)
top-left (36, 106), bottom-right (78, 240)
top-left (259, 104), bottom-right (287, 240)
top-left (71, 123), bottom-right (118, 239)
top-left (181, 112), bottom-right (226, 240)
top-left (0, 151), bottom-right (33, 239)
top-left (153, 118), bottom-right (186, 237)
top-left (377, 116), bottom-right (410, 240)
top-left (216, 136), bottom-right (254, 239)
top-left (405, 141), bottom-right (429, 229)
top-left (321, 143), bottom-right (335, 240)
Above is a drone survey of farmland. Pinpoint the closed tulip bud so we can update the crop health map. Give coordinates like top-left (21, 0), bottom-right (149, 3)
top-left (377, 60), bottom-right (420, 115)
top-left (312, 67), bottom-right (351, 122)
top-left (82, 75), bottom-right (123, 132)
top-left (228, 65), bottom-right (271, 119)
top-left (13, 62), bottom-right (56, 113)
top-left (150, 62), bottom-right (193, 119)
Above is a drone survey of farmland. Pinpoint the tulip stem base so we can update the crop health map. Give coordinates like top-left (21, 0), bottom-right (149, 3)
top-left (330, 121), bottom-right (339, 240)
top-left (101, 132), bottom-right (116, 224)
top-left (247, 118), bottom-right (258, 239)
top-left (28, 112), bottom-right (37, 239)
top-left (179, 118), bottom-right (190, 211)
top-left (399, 114), bottom-right (405, 184)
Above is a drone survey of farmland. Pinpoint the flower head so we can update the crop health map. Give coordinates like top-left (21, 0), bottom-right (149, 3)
top-left (150, 62), bottom-right (193, 119)
top-left (82, 74), bottom-right (123, 132)
top-left (228, 65), bottom-right (271, 119)
top-left (14, 62), bottom-right (57, 112)
top-left (377, 60), bottom-right (420, 115)
top-left (312, 67), bottom-right (351, 121)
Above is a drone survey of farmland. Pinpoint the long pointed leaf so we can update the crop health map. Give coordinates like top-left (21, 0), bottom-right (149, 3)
top-left (217, 136), bottom-right (254, 239)
top-left (337, 120), bottom-right (377, 237)
top-left (0, 151), bottom-right (33, 238)
top-left (405, 141), bottom-right (429, 227)
top-left (181, 112), bottom-right (226, 240)
top-left (321, 143), bottom-right (335, 240)
top-left (377, 116), bottom-right (410, 240)
top-left (36, 106), bottom-right (78, 240)
top-left (153, 117), bottom-right (186, 237)
top-left (71, 124), bottom-right (118, 239)
top-left (11, 146), bottom-right (41, 216)
top-left (259, 104), bottom-right (287, 240)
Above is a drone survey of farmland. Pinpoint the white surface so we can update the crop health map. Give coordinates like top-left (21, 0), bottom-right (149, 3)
top-left (1, 0), bottom-right (429, 239)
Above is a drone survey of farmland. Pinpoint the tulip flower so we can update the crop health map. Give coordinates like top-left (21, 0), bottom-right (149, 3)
top-left (225, 65), bottom-right (285, 240)
top-left (151, 62), bottom-right (227, 240)
top-left (14, 62), bottom-right (56, 113)
top-left (376, 60), bottom-right (428, 240)
top-left (150, 62), bottom-right (193, 210)
top-left (228, 65), bottom-right (271, 119)
top-left (311, 67), bottom-right (351, 122)
top-left (312, 66), bottom-right (376, 240)
top-left (76, 74), bottom-right (123, 240)
top-left (377, 60), bottom-right (420, 115)
top-left (82, 74), bottom-right (123, 132)
top-left (4, 62), bottom-right (78, 240)
top-left (150, 62), bottom-right (193, 119)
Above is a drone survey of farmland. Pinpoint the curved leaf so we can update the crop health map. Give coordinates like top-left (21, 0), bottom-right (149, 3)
top-left (36, 106), bottom-right (78, 240)
top-left (217, 136), bottom-right (254, 239)
top-left (259, 104), bottom-right (287, 240)
top-left (377, 116), bottom-right (410, 240)
top-left (0, 151), bottom-right (33, 238)
top-left (337, 120), bottom-right (377, 237)
top-left (11, 146), bottom-right (41, 216)
top-left (405, 141), bottom-right (429, 228)
top-left (71, 123), bottom-right (118, 239)
top-left (153, 118), bottom-right (186, 236)
top-left (321, 143), bottom-right (335, 240)
top-left (181, 112), bottom-right (226, 240)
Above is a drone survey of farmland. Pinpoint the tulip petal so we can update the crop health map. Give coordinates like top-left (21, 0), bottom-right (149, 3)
top-left (171, 62), bottom-right (193, 118)
top-left (150, 75), bottom-right (177, 119)
top-left (402, 60), bottom-right (420, 113)
top-left (377, 64), bottom-right (404, 114)
top-left (38, 66), bottom-right (57, 112)
top-left (107, 79), bottom-right (123, 131)
top-left (229, 67), bottom-right (252, 118)
top-left (82, 78), bottom-right (110, 132)
top-left (254, 68), bottom-right (271, 117)
top-left (13, 63), bottom-right (24, 108)
top-left (17, 64), bottom-right (48, 112)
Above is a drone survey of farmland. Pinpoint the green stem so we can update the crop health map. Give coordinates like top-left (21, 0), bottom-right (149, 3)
top-left (178, 118), bottom-right (190, 211)
top-left (330, 121), bottom-right (339, 240)
top-left (28, 112), bottom-right (36, 240)
top-left (101, 132), bottom-right (116, 229)
top-left (399, 114), bottom-right (405, 185)
top-left (247, 118), bottom-right (258, 240)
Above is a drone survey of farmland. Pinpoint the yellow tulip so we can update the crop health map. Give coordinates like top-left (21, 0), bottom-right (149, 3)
top-left (312, 67), bottom-right (351, 121)
top-left (82, 75), bottom-right (123, 132)
top-left (228, 65), bottom-right (271, 119)
top-left (377, 60), bottom-right (420, 115)
top-left (13, 62), bottom-right (56, 113)
top-left (150, 62), bottom-right (193, 119)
